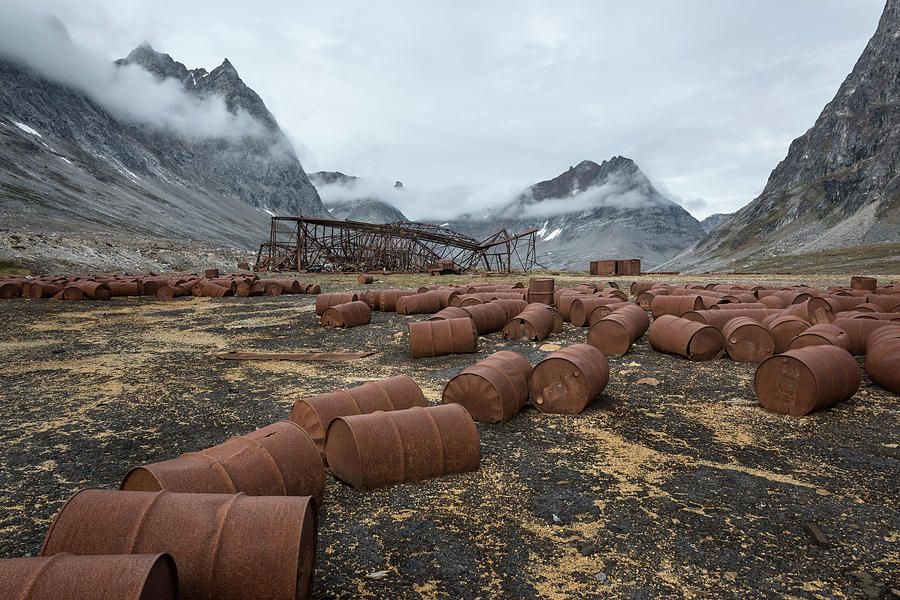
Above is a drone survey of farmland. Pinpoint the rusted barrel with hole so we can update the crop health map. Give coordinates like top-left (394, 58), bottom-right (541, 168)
top-left (527, 344), bottom-right (609, 414)
top-left (502, 303), bottom-right (555, 342)
top-left (363, 289), bottom-right (382, 309)
top-left (570, 297), bottom-right (622, 327)
top-left (315, 292), bottom-right (360, 315)
top-left (204, 268), bottom-right (219, 278)
top-left (41, 490), bottom-right (318, 600)
top-left (763, 314), bottom-right (811, 354)
top-left (636, 289), bottom-right (667, 310)
top-left (379, 289), bottom-right (417, 312)
top-left (787, 323), bottom-right (851, 352)
top-left (586, 306), bottom-right (650, 356)
top-left (850, 276), bottom-right (877, 291)
top-left (122, 420), bottom-right (325, 503)
top-left (322, 300), bottom-right (371, 328)
top-left (721, 316), bottom-right (775, 362)
top-left (650, 295), bottom-right (703, 318)
top-left (442, 351), bottom-right (532, 423)
top-left (0, 553), bottom-right (178, 600)
top-left (649, 314), bottom-right (724, 361)
top-left (429, 306), bottom-right (470, 321)
top-left (409, 317), bottom-right (479, 358)
top-left (865, 327), bottom-right (900, 393)
top-left (461, 302), bottom-right (509, 334)
top-left (358, 274), bottom-right (374, 284)
top-left (325, 403), bottom-right (480, 490)
top-left (290, 375), bottom-right (427, 455)
top-left (396, 291), bottom-right (442, 315)
top-left (834, 318), bottom-right (894, 355)
top-left (754, 346), bottom-right (861, 416)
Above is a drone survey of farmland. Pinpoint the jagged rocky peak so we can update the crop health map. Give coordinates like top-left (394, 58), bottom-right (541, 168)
top-left (394, 181), bottom-right (404, 189)
top-left (700, 213), bottom-right (734, 232)
top-left (309, 171), bottom-right (362, 187)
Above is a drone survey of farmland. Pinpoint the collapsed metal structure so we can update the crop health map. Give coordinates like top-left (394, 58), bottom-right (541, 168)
top-left (254, 217), bottom-right (538, 273)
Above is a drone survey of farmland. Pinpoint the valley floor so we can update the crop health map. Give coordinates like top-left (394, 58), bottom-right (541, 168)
top-left (0, 273), bottom-right (897, 599)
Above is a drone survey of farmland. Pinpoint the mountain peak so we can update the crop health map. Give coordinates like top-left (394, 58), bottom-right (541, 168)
top-left (527, 155), bottom-right (661, 205)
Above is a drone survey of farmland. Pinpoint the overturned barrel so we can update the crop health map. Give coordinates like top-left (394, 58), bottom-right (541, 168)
top-left (649, 314), bottom-right (724, 361)
top-left (290, 375), bottom-right (427, 455)
top-left (787, 323), bottom-right (851, 352)
top-left (763, 314), bottom-right (811, 354)
top-left (528, 344), bottom-right (609, 414)
top-left (121, 420), bottom-right (325, 503)
top-left (586, 305), bottom-right (650, 356)
top-left (722, 316), bottom-right (775, 362)
top-left (442, 351), bottom-right (532, 423)
top-left (409, 317), bottom-right (479, 358)
top-left (379, 289), bottom-right (417, 312)
top-left (41, 490), bottom-right (318, 600)
top-left (358, 274), bottom-right (374, 284)
top-left (325, 404), bottom-right (480, 489)
top-left (865, 327), bottom-right (900, 393)
top-left (462, 302), bottom-right (509, 334)
top-left (429, 306), bottom-right (470, 321)
top-left (650, 295), bottom-right (705, 317)
top-left (502, 303), bottom-right (555, 342)
top-left (0, 553), bottom-right (178, 600)
top-left (322, 300), bottom-right (371, 328)
top-left (834, 317), bottom-right (894, 355)
top-left (396, 291), bottom-right (443, 315)
top-left (570, 297), bottom-right (622, 327)
top-left (315, 292), bottom-right (360, 315)
top-left (754, 346), bottom-right (861, 416)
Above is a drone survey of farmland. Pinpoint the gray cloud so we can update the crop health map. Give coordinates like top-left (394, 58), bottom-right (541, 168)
top-left (0, 3), bottom-right (268, 140)
top-left (2, 0), bottom-right (887, 219)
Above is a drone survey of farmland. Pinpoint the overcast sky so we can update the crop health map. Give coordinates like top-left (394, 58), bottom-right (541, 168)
top-left (5, 0), bottom-right (887, 219)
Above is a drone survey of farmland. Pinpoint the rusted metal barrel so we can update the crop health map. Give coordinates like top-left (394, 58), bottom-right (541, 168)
top-left (379, 289), bottom-right (417, 311)
top-left (636, 289), bottom-right (666, 310)
top-left (587, 306), bottom-right (650, 356)
top-left (204, 268), bottom-right (219, 278)
top-left (121, 420), bottom-right (325, 503)
top-left (429, 306), bottom-right (470, 321)
top-left (570, 297), bottom-right (622, 327)
top-left (69, 281), bottom-right (111, 300)
top-left (409, 318), bottom-right (479, 358)
top-left (315, 292), bottom-right (360, 315)
top-left (462, 302), bottom-right (509, 334)
top-left (396, 291), bottom-right (443, 315)
top-left (682, 308), bottom-right (781, 330)
top-left (322, 300), bottom-right (371, 328)
top-left (833, 318), bottom-right (895, 355)
top-left (358, 274), bottom-right (374, 284)
top-left (192, 282), bottom-right (233, 298)
top-left (754, 346), bottom-right (861, 416)
top-left (107, 280), bottom-right (142, 296)
top-left (587, 301), bottom-right (634, 325)
top-left (865, 327), bottom-right (900, 393)
top-left (710, 302), bottom-right (768, 311)
top-left (0, 281), bottom-right (22, 299)
top-left (41, 490), bottom-right (318, 600)
top-left (527, 344), bottom-right (609, 414)
top-left (61, 285), bottom-right (85, 301)
top-left (325, 404), bottom-right (480, 489)
top-left (850, 276), bottom-right (877, 291)
top-left (502, 303), bottom-right (555, 342)
top-left (631, 281), bottom-right (656, 296)
top-left (272, 279), bottom-right (304, 294)
top-left (494, 298), bottom-right (528, 320)
top-left (763, 314), bottom-right (811, 354)
top-left (787, 323), bottom-right (851, 352)
top-left (0, 553), bottom-right (178, 599)
top-left (554, 292), bottom-right (588, 321)
top-left (721, 316), bottom-right (775, 362)
top-left (290, 375), bottom-right (427, 455)
top-left (864, 294), bottom-right (900, 311)
top-left (30, 283), bottom-right (64, 299)
top-left (649, 314), bottom-right (724, 361)
top-left (759, 295), bottom-right (787, 309)
top-left (650, 295), bottom-right (704, 318)
top-left (442, 351), bottom-right (533, 422)
top-left (527, 277), bottom-right (554, 304)
top-left (451, 293), bottom-right (484, 307)
top-left (363, 289), bottom-right (382, 309)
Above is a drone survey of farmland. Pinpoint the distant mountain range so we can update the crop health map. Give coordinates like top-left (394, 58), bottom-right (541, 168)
top-left (660, 0), bottom-right (900, 272)
top-left (0, 34), bottom-right (324, 260)
top-left (700, 213), bottom-right (734, 233)
top-left (309, 171), bottom-right (409, 224)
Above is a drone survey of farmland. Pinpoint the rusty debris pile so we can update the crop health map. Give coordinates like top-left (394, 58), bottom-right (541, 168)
top-left (1, 269), bottom-right (898, 597)
top-left (254, 216), bottom-right (539, 273)
top-left (0, 268), bottom-right (321, 301)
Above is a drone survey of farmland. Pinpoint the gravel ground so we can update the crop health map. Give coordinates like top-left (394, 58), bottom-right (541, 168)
top-left (0, 273), bottom-right (897, 599)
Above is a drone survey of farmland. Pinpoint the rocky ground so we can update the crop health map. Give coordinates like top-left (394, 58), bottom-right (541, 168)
top-left (0, 272), bottom-right (897, 599)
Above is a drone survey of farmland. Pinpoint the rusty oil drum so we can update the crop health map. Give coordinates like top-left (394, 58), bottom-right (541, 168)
top-left (850, 276), bottom-right (877, 291)
top-left (396, 291), bottom-right (443, 315)
top-left (569, 297), bottom-right (622, 327)
top-left (834, 317), bottom-right (894, 355)
top-left (787, 323), bottom-right (851, 352)
top-left (649, 314), bottom-right (724, 361)
top-left (527, 344), bottom-right (609, 414)
top-left (442, 350), bottom-right (533, 423)
top-left (378, 289), bottom-right (417, 312)
top-left (461, 302), bottom-right (509, 334)
top-left (121, 420), bottom-right (325, 503)
top-left (721, 316), bottom-right (775, 362)
top-left (324, 403), bottom-right (480, 490)
top-left (754, 345), bottom-right (861, 416)
top-left (409, 317), bottom-right (479, 358)
top-left (586, 305), bottom-right (649, 356)
top-left (290, 375), bottom-right (427, 455)
top-left (358, 274), bottom-right (374, 284)
top-left (321, 300), bottom-right (371, 328)
top-left (762, 314), bottom-right (811, 354)
top-left (315, 292), bottom-right (360, 315)
top-left (41, 490), bottom-right (318, 600)
top-left (865, 327), bottom-right (900, 393)
top-left (429, 306), bottom-right (470, 321)
top-left (502, 303), bottom-right (555, 342)
top-left (0, 553), bottom-right (178, 600)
